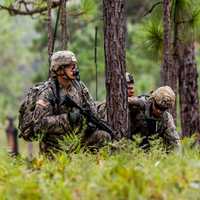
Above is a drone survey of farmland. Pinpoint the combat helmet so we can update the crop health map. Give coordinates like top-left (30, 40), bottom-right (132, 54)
top-left (150, 86), bottom-right (175, 109)
top-left (126, 72), bottom-right (135, 84)
top-left (50, 50), bottom-right (77, 72)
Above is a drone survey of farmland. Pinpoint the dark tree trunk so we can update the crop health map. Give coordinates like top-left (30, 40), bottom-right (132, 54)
top-left (170, 19), bottom-right (180, 122)
top-left (179, 42), bottom-right (200, 136)
top-left (161, 0), bottom-right (172, 86)
top-left (172, 0), bottom-right (200, 138)
top-left (170, 35), bottom-right (179, 121)
top-left (162, 0), bottom-right (177, 120)
top-left (60, 0), bottom-right (67, 49)
top-left (103, 0), bottom-right (128, 139)
top-left (47, 0), bottom-right (53, 76)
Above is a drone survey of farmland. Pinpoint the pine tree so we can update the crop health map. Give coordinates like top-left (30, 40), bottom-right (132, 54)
top-left (103, 0), bottom-right (128, 139)
top-left (172, 0), bottom-right (200, 136)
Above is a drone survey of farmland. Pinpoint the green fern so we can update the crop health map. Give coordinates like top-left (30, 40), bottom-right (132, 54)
top-left (59, 133), bottom-right (83, 154)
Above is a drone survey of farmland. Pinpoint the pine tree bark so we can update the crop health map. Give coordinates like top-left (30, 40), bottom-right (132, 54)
top-left (170, 19), bottom-right (180, 122)
top-left (103, 0), bottom-right (128, 139)
top-left (47, 0), bottom-right (53, 75)
top-left (173, 1), bottom-right (200, 137)
top-left (162, 0), bottom-right (177, 120)
top-left (161, 0), bottom-right (172, 86)
top-left (179, 42), bottom-right (200, 136)
top-left (60, 0), bottom-right (67, 49)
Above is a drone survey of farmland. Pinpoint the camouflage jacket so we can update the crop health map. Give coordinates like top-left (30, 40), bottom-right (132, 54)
top-left (97, 97), bottom-right (180, 150)
top-left (33, 78), bottom-right (96, 154)
top-left (129, 96), bottom-right (181, 149)
top-left (97, 101), bottom-right (107, 120)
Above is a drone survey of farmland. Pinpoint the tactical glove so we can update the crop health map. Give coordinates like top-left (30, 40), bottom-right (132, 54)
top-left (68, 109), bottom-right (82, 127)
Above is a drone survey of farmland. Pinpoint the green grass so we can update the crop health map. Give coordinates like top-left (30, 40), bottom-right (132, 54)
top-left (0, 138), bottom-right (200, 200)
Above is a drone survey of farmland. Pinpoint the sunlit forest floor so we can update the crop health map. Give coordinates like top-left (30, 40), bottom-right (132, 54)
top-left (0, 138), bottom-right (200, 200)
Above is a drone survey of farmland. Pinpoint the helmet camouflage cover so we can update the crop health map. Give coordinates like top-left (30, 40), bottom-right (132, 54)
top-left (50, 50), bottom-right (77, 72)
top-left (150, 86), bottom-right (175, 109)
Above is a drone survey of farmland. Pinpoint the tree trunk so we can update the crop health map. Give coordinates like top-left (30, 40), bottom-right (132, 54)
top-left (161, 0), bottom-right (172, 85)
top-left (47, 0), bottom-right (53, 69)
top-left (162, 0), bottom-right (177, 120)
top-left (173, 0), bottom-right (200, 138)
top-left (103, 0), bottom-right (128, 139)
top-left (60, 0), bottom-right (67, 49)
top-left (170, 19), bottom-right (180, 122)
top-left (170, 34), bottom-right (179, 121)
top-left (179, 42), bottom-right (200, 136)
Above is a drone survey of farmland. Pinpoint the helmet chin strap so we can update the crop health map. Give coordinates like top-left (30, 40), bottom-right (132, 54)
top-left (55, 66), bottom-right (78, 81)
top-left (63, 68), bottom-right (79, 81)
top-left (74, 67), bottom-right (80, 81)
top-left (62, 74), bottom-right (69, 80)
top-left (56, 69), bottom-right (71, 81)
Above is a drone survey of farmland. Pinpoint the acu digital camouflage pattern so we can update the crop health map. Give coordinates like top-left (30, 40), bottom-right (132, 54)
top-left (33, 79), bottom-right (110, 156)
top-left (129, 95), bottom-right (180, 150)
top-left (97, 101), bottom-right (107, 121)
top-left (150, 86), bottom-right (175, 109)
top-left (50, 50), bottom-right (77, 72)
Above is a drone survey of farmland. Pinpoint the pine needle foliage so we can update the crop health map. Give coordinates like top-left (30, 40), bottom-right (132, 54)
top-left (138, 0), bottom-right (200, 58)
top-left (143, 19), bottom-right (163, 59)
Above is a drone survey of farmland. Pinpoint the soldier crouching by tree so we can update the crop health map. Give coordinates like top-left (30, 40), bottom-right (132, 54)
top-left (29, 50), bottom-right (111, 156)
top-left (128, 86), bottom-right (181, 151)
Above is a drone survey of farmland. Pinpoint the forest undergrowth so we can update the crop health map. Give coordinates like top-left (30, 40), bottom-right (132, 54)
top-left (0, 137), bottom-right (200, 200)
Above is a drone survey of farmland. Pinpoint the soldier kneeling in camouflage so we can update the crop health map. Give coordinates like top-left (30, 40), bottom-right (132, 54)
top-left (33, 50), bottom-right (111, 156)
top-left (128, 86), bottom-right (181, 151)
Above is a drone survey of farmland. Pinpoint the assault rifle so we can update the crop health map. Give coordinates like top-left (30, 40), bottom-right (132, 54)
top-left (61, 95), bottom-right (115, 139)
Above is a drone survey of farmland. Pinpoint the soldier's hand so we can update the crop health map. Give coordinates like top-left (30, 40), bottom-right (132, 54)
top-left (68, 109), bottom-right (82, 126)
top-left (87, 122), bottom-right (97, 132)
top-left (128, 96), bottom-right (135, 104)
top-left (84, 122), bottom-right (97, 136)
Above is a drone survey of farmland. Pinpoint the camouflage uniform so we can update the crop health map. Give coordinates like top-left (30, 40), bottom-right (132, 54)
top-left (129, 86), bottom-right (181, 150)
top-left (33, 51), bottom-right (110, 155)
top-left (97, 101), bottom-right (107, 120)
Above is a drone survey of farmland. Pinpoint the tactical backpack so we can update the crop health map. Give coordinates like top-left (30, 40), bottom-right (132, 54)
top-left (18, 81), bottom-right (54, 141)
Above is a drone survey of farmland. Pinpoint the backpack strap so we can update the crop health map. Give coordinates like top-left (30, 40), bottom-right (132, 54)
top-left (71, 80), bottom-right (85, 104)
top-left (48, 79), bottom-right (60, 114)
top-left (54, 79), bottom-right (60, 103)
top-left (54, 79), bottom-right (60, 114)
